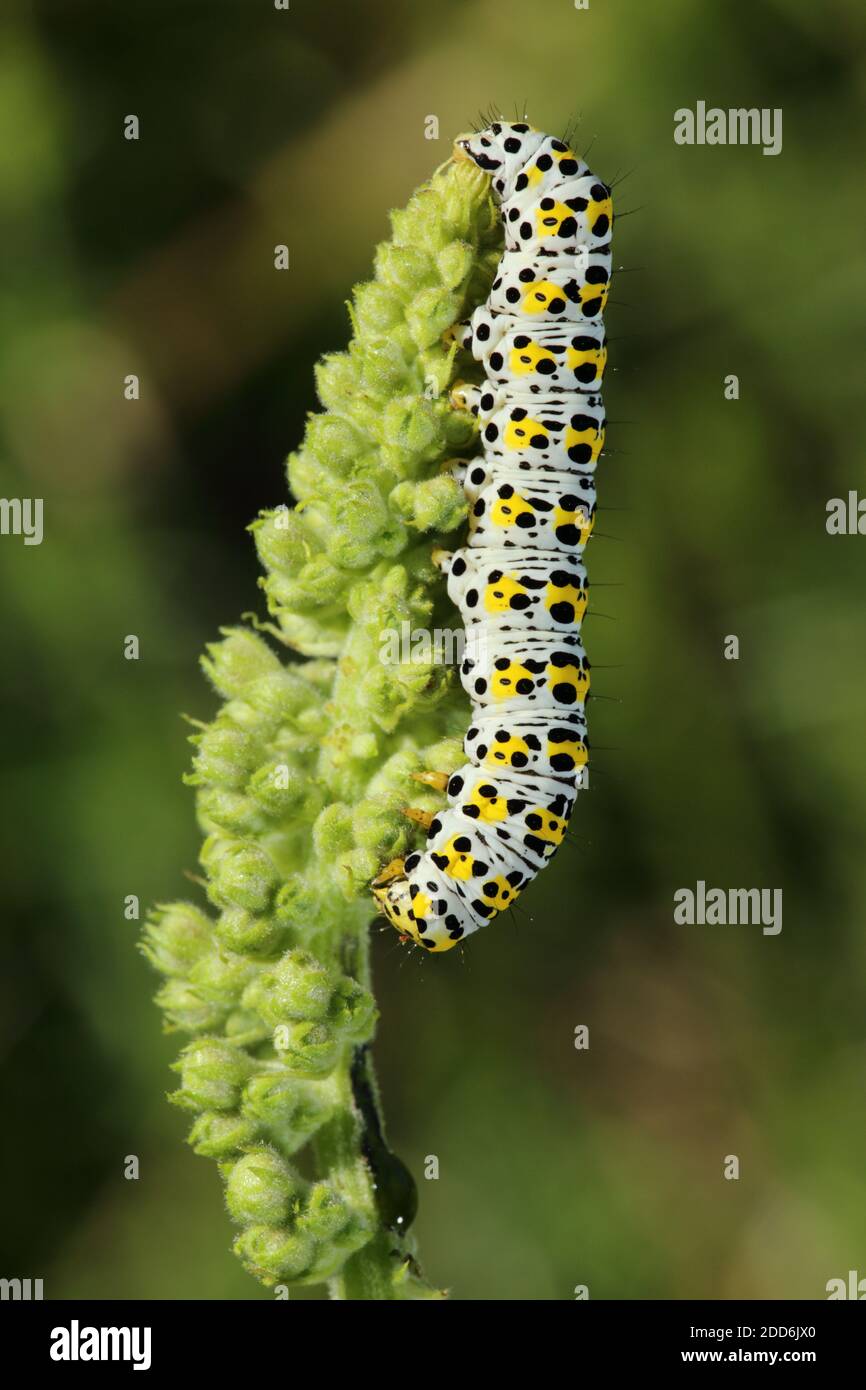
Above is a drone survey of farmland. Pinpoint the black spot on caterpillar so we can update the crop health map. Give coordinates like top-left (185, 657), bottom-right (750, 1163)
top-left (372, 121), bottom-right (613, 952)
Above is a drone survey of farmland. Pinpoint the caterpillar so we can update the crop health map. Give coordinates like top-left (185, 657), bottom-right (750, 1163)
top-left (372, 120), bottom-right (613, 953)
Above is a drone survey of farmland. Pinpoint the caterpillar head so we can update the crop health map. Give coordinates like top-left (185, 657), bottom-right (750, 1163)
top-left (371, 861), bottom-right (463, 953)
top-left (372, 872), bottom-right (420, 940)
top-left (454, 121), bottom-right (544, 199)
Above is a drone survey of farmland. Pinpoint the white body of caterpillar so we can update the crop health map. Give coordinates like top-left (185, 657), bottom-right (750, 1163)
top-left (373, 121), bottom-right (612, 952)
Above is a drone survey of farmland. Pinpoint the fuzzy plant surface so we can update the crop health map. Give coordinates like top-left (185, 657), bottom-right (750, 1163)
top-left (143, 155), bottom-right (502, 1300)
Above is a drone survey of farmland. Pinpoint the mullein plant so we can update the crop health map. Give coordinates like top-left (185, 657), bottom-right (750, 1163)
top-left (142, 155), bottom-right (502, 1299)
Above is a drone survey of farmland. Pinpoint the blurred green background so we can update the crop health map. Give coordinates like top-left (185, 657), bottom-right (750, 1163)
top-left (2, 0), bottom-right (865, 1300)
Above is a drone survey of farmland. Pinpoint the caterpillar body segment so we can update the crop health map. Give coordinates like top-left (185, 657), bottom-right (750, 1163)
top-left (475, 388), bottom-right (606, 472)
top-left (458, 630), bottom-right (590, 711)
top-left (372, 120), bottom-right (613, 952)
top-left (463, 709), bottom-right (589, 779)
top-left (458, 317), bottom-right (608, 394)
top-left (442, 547), bottom-right (589, 634)
top-left (482, 248), bottom-right (611, 324)
top-left (466, 470), bottom-right (596, 552)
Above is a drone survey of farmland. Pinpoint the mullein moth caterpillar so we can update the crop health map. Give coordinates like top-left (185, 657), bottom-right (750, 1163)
top-left (373, 120), bottom-right (613, 952)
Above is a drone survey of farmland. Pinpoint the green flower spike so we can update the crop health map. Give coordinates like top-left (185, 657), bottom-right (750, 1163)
top-left (143, 153), bottom-right (502, 1299)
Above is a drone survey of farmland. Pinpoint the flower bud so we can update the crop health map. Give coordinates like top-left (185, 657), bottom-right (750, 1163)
top-left (141, 902), bottom-right (212, 976)
top-left (328, 976), bottom-right (378, 1044)
top-left (297, 1180), bottom-right (352, 1242)
top-left (191, 720), bottom-right (263, 789)
top-left (247, 759), bottom-right (306, 819)
top-left (201, 628), bottom-right (282, 700)
top-left (187, 948), bottom-right (256, 1012)
top-left (314, 351), bottom-right (356, 412)
top-left (351, 282), bottom-right (404, 335)
top-left (214, 905), bottom-right (286, 956)
top-left (358, 337), bottom-right (411, 396)
top-left (374, 243), bottom-right (436, 296)
top-left (188, 1111), bottom-right (260, 1159)
top-left (250, 507), bottom-right (314, 575)
top-left (381, 395), bottom-right (440, 461)
top-left (196, 786), bottom-right (266, 837)
top-left (436, 241), bottom-right (475, 291)
top-left (207, 841), bottom-right (280, 914)
top-left (233, 1224), bottom-right (317, 1284)
top-left (241, 1073), bottom-right (336, 1152)
top-left (245, 950), bottom-right (336, 1026)
top-left (155, 978), bottom-right (226, 1034)
top-left (389, 474), bottom-right (467, 533)
top-left (271, 1020), bottom-right (339, 1078)
top-left (407, 287), bottom-right (462, 350)
top-left (172, 1038), bottom-right (252, 1112)
top-left (225, 1147), bottom-right (303, 1226)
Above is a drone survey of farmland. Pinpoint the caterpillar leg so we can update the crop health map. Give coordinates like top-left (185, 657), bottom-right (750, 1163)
top-left (445, 308), bottom-right (502, 359)
top-left (437, 456), bottom-right (468, 485)
top-left (411, 770), bottom-right (449, 792)
top-left (449, 379), bottom-right (482, 415)
top-left (403, 806), bottom-right (435, 831)
top-left (442, 320), bottom-right (472, 349)
top-left (371, 858), bottom-right (405, 888)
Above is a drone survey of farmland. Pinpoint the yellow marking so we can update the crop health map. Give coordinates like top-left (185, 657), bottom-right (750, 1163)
top-left (547, 736), bottom-right (588, 769)
top-left (435, 836), bottom-right (476, 882)
top-left (492, 659), bottom-right (535, 700)
top-left (565, 420), bottom-right (604, 463)
top-left (481, 875), bottom-right (521, 910)
top-left (535, 192), bottom-right (612, 241)
top-left (546, 659), bottom-right (590, 702)
top-left (508, 340), bottom-right (557, 377)
top-left (465, 782), bottom-right (508, 823)
top-left (580, 279), bottom-right (610, 311)
top-left (545, 579), bottom-right (586, 623)
top-left (489, 491), bottom-right (535, 529)
top-left (565, 341), bottom-right (607, 381)
top-left (527, 809), bottom-right (567, 846)
top-left (589, 192), bottom-right (613, 227)
top-left (554, 503), bottom-right (594, 546)
top-left (535, 199), bottom-right (575, 238)
top-left (519, 279), bottom-right (566, 315)
top-left (425, 934), bottom-right (458, 953)
top-left (484, 572), bottom-right (528, 613)
top-left (503, 415), bottom-right (547, 450)
top-left (486, 732), bottom-right (530, 767)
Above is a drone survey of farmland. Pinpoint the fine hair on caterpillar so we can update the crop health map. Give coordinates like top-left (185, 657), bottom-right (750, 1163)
top-left (372, 119), bottom-right (614, 954)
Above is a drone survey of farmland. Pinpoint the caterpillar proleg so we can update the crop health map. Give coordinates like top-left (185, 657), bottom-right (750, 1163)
top-left (373, 120), bottom-right (613, 952)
